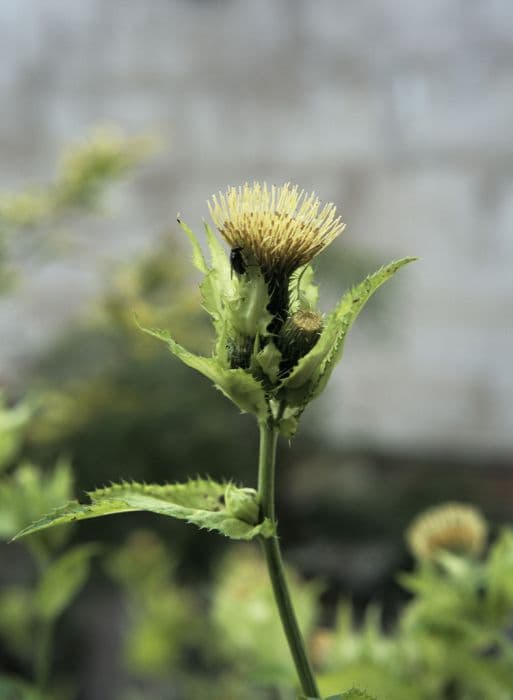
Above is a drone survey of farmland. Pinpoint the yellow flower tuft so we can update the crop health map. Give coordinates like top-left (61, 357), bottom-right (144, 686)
top-left (208, 182), bottom-right (345, 275)
top-left (406, 502), bottom-right (488, 561)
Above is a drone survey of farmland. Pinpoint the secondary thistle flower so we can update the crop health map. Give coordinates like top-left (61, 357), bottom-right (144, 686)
top-left (406, 502), bottom-right (488, 562)
top-left (208, 182), bottom-right (345, 276)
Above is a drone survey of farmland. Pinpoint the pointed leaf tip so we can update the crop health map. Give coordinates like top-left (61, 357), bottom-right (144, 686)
top-left (176, 217), bottom-right (208, 273)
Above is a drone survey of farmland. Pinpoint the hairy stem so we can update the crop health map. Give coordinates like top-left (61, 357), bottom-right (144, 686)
top-left (258, 421), bottom-right (320, 698)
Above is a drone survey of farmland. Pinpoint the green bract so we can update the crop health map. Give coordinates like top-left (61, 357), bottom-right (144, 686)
top-left (142, 219), bottom-right (416, 437)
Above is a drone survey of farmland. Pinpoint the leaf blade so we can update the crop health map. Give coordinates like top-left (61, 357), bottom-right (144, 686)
top-left (36, 544), bottom-right (97, 621)
top-left (282, 257), bottom-right (417, 408)
top-left (176, 217), bottom-right (207, 273)
top-left (138, 324), bottom-right (268, 416)
top-left (13, 480), bottom-right (274, 542)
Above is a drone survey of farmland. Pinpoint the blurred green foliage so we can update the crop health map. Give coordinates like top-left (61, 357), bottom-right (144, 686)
top-left (108, 533), bottom-right (317, 699)
top-left (0, 394), bottom-right (33, 474)
top-left (0, 126), bottom-right (153, 230)
top-left (0, 126), bottom-right (155, 699)
top-left (100, 520), bottom-right (513, 700)
top-left (106, 530), bottom-right (199, 679)
top-left (211, 546), bottom-right (318, 688)
top-left (0, 400), bottom-right (95, 699)
top-left (0, 125), bottom-right (154, 294)
top-left (315, 530), bottom-right (513, 700)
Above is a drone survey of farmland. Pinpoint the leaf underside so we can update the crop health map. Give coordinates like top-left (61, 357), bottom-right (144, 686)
top-left (13, 480), bottom-right (274, 542)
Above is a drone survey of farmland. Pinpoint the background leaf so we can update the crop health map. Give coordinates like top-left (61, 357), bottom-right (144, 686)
top-left (35, 544), bottom-right (97, 621)
top-left (0, 675), bottom-right (45, 700)
top-left (298, 691), bottom-right (377, 700)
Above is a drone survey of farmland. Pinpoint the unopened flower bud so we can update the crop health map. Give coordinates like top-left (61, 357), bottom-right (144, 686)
top-left (279, 309), bottom-right (324, 374)
top-left (224, 484), bottom-right (260, 525)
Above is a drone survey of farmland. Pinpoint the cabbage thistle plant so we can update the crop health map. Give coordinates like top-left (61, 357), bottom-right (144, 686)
top-left (15, 182), bottom-right (415, 699)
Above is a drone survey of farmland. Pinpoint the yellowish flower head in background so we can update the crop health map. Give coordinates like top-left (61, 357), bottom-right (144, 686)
top-left (406, 502), bottom-right (488, 561)
top-left (208, 182), bottom-right (345, 276)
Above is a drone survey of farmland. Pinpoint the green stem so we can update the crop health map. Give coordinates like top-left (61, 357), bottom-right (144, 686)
top-left (258, 421), bottom-right (320, 699)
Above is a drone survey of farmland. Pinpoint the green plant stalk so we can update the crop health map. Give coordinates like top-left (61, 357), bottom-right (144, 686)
top-left (257, 421), bottom-right (320, 699)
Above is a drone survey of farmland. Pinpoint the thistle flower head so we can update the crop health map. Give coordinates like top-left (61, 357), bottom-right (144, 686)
top-left (406, 502), bottom-right (488, 562)
top-left (286, 309), bottom-right (324, 338)
top-left (208, 182), bottom-right (345, 276)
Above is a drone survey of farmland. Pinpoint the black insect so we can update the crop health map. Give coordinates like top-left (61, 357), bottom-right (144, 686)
top-left (230, 246), bottom-right (247, 276)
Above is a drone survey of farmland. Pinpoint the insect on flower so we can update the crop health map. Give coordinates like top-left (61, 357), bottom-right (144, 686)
top-left (230, 245), bottom-right (247, 276)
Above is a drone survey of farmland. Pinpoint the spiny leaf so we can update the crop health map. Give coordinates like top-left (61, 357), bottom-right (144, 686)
top-left (177, 217), bottom-right (207, 273)
top-left (282, 257), bottom-right (417, 408)
top-left (200, 267), bottom-right (224, 321)
top-left (310, 257), bottom-right (416, 402)
top-left (138, 324), bottom-right (268, 417)
top-left (203, 221), bottom-right (230, 282)
top-left (13, 480), bottom-right (274, 542)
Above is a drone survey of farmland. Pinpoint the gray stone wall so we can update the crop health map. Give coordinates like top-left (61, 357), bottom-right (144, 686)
top-left (1, 0), bottom-right (512, 454)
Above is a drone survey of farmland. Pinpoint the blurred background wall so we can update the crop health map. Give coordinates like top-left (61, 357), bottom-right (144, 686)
top-left (1, 3), bottom-right (513, 698)
top-left (1, 0), bottom-right (512, 456)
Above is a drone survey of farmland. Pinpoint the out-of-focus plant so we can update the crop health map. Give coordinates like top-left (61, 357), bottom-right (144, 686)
top-left (111, 503), bottom-right (513, 700)
top-left (0, 125), bottom-right (154, 292)
top-left (0, 126), bottom-right (154, 700)
top-left (0, 393), bottom-right (32, 473)
top-left (313, 503), bottom-right (513, 700)
top-left (15, 182), bottom-right (415, 699)
top-left (106, 530), bottom-right (199, 679)
top-left (0, 125), bottom-right (153, 229)
top-left (211, 545), bottom-right (318, 692)
top-left (108, 534), bottom-right (330, 700)
top-left (0, 398), bottom-right (96, 699)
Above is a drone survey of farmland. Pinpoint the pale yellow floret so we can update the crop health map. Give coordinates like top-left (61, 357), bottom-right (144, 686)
top-left (406, 502), bottom-right (488, 561)
top-left (208, 182), bottom-right (345, 275)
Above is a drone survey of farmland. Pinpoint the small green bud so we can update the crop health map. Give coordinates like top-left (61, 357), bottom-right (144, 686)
top-left (279, 309), bottom-right (323, 374)
top-left (224, 484), bottom-right (260, 525)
